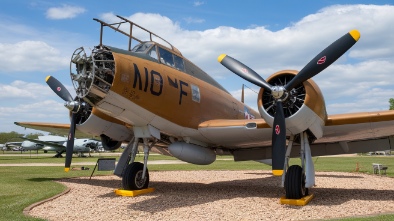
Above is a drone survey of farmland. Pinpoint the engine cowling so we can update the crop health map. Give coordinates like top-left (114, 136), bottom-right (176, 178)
top-left (258, 70), bottom-right (327, 139)
top-left (100, 134), bottom-right (122, 151)
top-left (168, 142), bottom-right (216, 165)
top-left (72, 104), bottom-right (133, 144)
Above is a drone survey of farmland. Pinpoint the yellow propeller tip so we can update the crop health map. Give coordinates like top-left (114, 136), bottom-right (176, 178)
top-left (64, 167), bottom-right (70, 172)
top-left (217, 54), bottom-right (227, 63)
top-left (272, 170), bottom-right (284, 176)
top-left (45, 76), bottom-right (51, 82)
top-left (349, 30), bottom-right (360, 41)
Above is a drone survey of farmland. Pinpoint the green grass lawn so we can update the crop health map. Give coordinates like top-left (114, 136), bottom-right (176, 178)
top-left (0, 153), bottom-right (393, 221)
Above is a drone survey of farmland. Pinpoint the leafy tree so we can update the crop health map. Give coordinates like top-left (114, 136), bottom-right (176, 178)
top-left (25, 133), bottom-right (43, 140)
top-left (0, 131), bottom-right (24, 144)
top-left (0, 132), bottom-right (43, 144)
top-left (390, 98), bottom-right (394, 110)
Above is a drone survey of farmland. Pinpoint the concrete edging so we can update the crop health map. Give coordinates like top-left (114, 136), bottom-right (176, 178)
top-left (23, 185), bottom-right (71, 217)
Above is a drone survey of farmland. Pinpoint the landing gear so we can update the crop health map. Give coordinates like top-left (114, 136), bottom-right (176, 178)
top-left (283, 131), bottom-right (314, 199)
top-left (122, 162), bottom-right (149, 190)
top-left (284, 165), bottom-right (307, 199)
top-left (54, 150), bottom-right (65, 158)
top-left (118, 137), bottom-right (155, 190)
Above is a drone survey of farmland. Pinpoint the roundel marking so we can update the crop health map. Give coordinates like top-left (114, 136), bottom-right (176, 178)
top-left (317, 56), bottom-right (326, 64)
top-left (275, 125), bottom-right (280, 135)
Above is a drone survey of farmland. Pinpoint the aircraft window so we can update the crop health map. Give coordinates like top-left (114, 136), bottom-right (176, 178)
top-left (148, 45), bottom-right (158, 60)
top-left (131, 42), bottom-right (153, 53)
top-left (191, 84), bottom-right (200, 103)
top-left (174, 54), bottom-right (185, 71)
top-left (158, 47), bottom-right (175, 67)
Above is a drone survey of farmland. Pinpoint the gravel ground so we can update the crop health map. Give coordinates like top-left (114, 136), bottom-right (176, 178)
top-left (26, 171), bottom-right (394, 221)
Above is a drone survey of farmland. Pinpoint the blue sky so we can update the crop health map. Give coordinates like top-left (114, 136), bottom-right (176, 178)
top-left (1, 1), bottom-right (394, 134)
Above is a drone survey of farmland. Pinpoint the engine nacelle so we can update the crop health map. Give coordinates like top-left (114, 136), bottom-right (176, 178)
top-left (168, 142), bottom-right (216, 165)
top-left (75, 107), bottom-right (133, 142)
top-left (258, 70), bottom-right (327, 139)
top-left (100, 134), bottom-right (122, 151)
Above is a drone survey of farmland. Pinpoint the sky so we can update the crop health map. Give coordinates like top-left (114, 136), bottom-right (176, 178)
top-left (1, 0), bottom-right (394, 135)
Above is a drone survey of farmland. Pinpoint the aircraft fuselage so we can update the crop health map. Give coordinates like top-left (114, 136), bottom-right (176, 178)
top-left (73, 45), bottom-right (260, 143)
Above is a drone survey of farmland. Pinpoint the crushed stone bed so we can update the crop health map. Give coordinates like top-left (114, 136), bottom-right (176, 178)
top-left (27, 171), bottom-right (394, 221)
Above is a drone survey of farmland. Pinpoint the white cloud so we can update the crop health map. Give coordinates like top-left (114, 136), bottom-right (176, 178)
top-left (0, 81), bottom-right (49, 99)
top-left (0, 99), bottom-right (69, 134)
top-left (3, 4), bottom-right (394, 134)
top-left (184, 17), bottom-right (205, 24)
top-left (0, 80), bottom-right (71, 134)
top-left (0, 41), bottom-right (69, 72)
top-left (193, 1), bottom-right (205, 7)
top-left (98, 6), bottom-right (394, 116)
top-left (46, 4), bottom-right (86, 20)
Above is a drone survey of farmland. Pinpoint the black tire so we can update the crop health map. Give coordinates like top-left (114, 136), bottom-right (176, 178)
top-left (284, 165), bottom-right (306, 199)
top-left (122, 162), bottom-right (149, 190)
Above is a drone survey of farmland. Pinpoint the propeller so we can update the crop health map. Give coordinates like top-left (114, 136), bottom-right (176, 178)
top-left (45, 76), bottom-right (80, 172)
top-left (218, 30), bottom-right (360, 176)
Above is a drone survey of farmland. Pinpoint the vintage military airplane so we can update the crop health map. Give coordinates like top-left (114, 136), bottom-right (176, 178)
top-left (20, 135), bottom-right (99, 157)
top-left (15, 15), bottom-right (394, 199)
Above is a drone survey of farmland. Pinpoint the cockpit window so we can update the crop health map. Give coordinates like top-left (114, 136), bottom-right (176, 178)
top-left (147, 45), bottom-right (158, 60)
top-left (174, 54), bottom-right (185, 71)
top-left (158, 47), bottom-right (175, 67)
top-left (158, 46), bottom-right (185, 71)
top-left (131, 42), bottom-right (154, 53)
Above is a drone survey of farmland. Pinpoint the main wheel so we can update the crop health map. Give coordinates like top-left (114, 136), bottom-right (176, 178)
top-left (284, 165), bottom-right (306, 199)
top-left (122, 162), bottom-right (149, 190)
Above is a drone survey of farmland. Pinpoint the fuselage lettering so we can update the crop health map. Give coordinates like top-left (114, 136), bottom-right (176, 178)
top-left (132, 63), bottom-right (163, 96)
top-left (133, 63), bottom-right (142, 90)
top-left (179, 80), bottom-right (188, 105)
top-left (150, 70), bottom-right (163, 96)
top-left (168, 76), bottom-right (178, 89)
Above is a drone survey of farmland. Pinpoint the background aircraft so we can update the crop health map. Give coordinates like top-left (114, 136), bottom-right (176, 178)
top-left (3, 142), bottom-right (24, 151)
top-left (20, 140), bottom-right (44, 152)
top-left (21, 135), bottom-right (99, 157)
top-left (15, 16), bottom-right (394, 200)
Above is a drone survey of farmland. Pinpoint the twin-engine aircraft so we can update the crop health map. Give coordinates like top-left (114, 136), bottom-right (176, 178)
top-left (15, 15), bottom-right (394, 199)
top-left (20, 135), bottom-right (99, 157)
top-left (4, 135), bottom-right (99, 157)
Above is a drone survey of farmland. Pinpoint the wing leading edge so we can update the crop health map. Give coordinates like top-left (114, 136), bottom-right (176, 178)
top-left (198, 110), bottom-right (394, 160)
top-left (14, 122), bottom-right (92, 138)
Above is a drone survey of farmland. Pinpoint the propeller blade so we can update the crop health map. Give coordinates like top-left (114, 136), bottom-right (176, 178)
top-left (285, 30), bottom-right (360, 91)
top-left (64, 113), bottom-right (76, 172)
top-left (46, 75), bottom-right (73, 102)
top-left (271, 100), bottom-right (286, 176)
top-left (218, 54), bottom-right (272, 92)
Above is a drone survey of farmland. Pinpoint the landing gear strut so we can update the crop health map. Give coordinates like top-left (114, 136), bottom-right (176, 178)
top-left (119, 138), bottom-right (155, 190)
top-left (54, 150), bottom-right (65, 158)
top-left (283, 131), bottom-right (314, 199)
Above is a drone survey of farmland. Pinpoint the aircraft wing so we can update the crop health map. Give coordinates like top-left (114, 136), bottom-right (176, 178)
top-left (5, 142), bottom-right (23, 147)
top-left (21, 137), bottom-right (65, 149)
top-left (198, 110), bottom-right (394, 159)
top-left (199, 119), bottom-right (272, 148)
top-left (14, 122), bottom-right (93, 138)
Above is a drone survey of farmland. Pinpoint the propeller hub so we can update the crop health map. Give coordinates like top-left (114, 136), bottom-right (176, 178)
top-left (65, 101), bottom-right (82, 113)
top-left (271, 86), bottom-right (287, 100)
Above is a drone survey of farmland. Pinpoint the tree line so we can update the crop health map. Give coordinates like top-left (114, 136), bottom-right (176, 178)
top-left (0, 131), bottom-right (43, 144)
